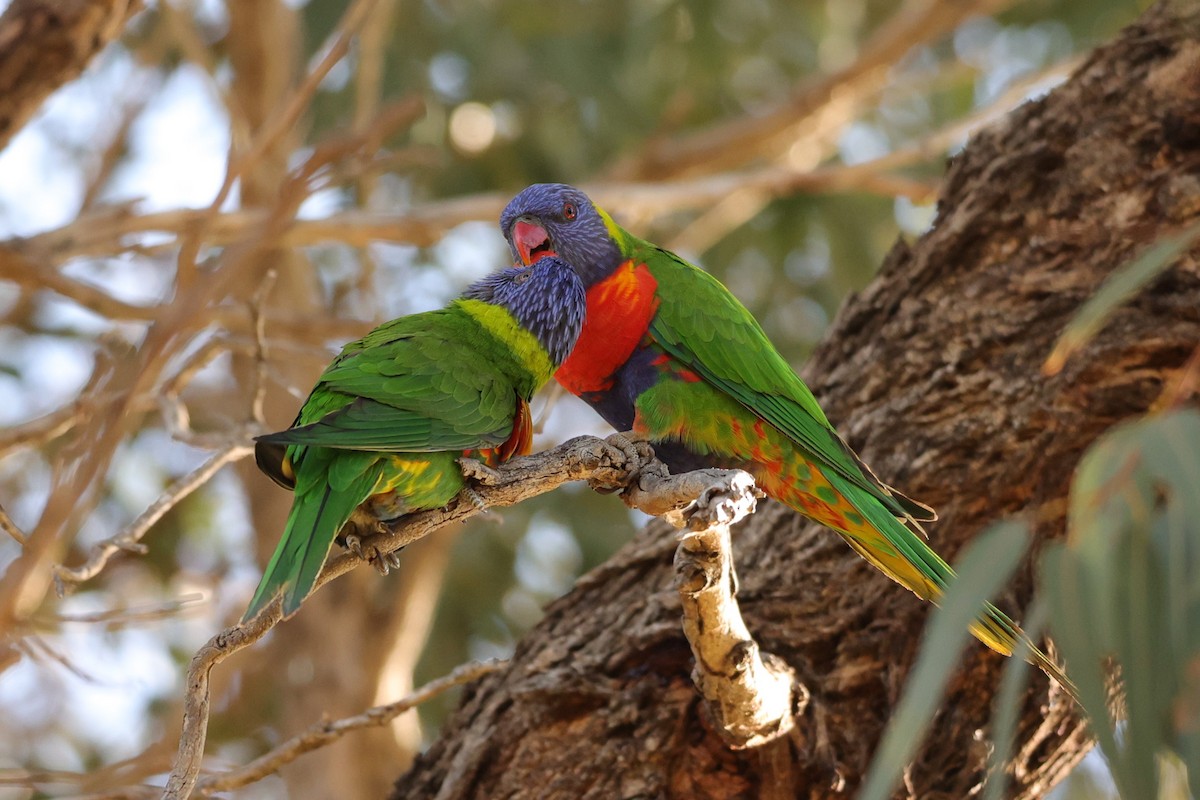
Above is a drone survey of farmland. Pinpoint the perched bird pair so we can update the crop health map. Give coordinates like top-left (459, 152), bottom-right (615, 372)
top-left (245, 182), bottom-right (1070, 694)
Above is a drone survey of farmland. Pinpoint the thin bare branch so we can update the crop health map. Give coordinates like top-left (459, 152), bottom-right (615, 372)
top-left (0, 769), bottom-right (159, 799)
top-left (352, 0), bottom-right (401, 203)
top-left (28, 93), bottom-right (386, 624)
top-left (667, 53), bottom-right (1082, 254)
top-left (0, 402), bottom-right (82, 456)
top-left (193, 659), bottom-right (504, 796)
top-left (162, 432), bottom-right (757, 800)
top-left (80, 92), bottom-right (151, 211)
top-left (249, 268), bottom-right (276, 425)
top-left (19, 160), bottom-right (931, 268)
top-left (199, 0), bottom-right (385, 226)
top-left (52, 442), bottom-right (253, 591)
top-left (18, 633), bottom-right (105, 683)
top-left (0, 503), bottom-right (27, 545)
top-left (0, 244), bottom-right (159, 321)
top-left (38, 594), bottom-right (203, 628)
top-left (0, 316), bottom-right (346, 465)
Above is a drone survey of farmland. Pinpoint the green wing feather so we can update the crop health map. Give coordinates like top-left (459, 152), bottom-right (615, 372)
top-left (243, 305), bottom-right (530, 622)
top-left (634, 242), bottom-right (933, 522)
top-left (266, 308), bottom-right (522, 452)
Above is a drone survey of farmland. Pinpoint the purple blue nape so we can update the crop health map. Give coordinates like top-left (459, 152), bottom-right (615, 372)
top-left (462, 257), bottom-right (585, 367)
top-left (461, 265), bottom-right (529, 303)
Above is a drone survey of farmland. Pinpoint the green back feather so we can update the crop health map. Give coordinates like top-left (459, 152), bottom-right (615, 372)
top-left (245, 299), bottom-right (557, 621)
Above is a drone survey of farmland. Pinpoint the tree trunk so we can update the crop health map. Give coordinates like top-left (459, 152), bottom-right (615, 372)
top-left (392, 3), bottom-right (1200, 798)
top-left (0, 0), bottom-right (141, 152)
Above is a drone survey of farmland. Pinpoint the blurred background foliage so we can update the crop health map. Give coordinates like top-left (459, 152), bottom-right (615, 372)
top-left (0, 0), bottom-right (1164, 796)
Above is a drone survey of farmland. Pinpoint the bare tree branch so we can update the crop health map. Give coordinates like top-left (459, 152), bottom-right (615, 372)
top-left (52, 442), bottom-right (254, 591)
top-left (666, 52), bottom-right (1082, 255)
top-left (191, 659), bottom-right (505, 797)
top-left (607, 0), bottom-right (1018, 180)
top-left (673, 472), bottom-right (800, 749)
top-left (0, 504), bottom-right (27, 546)
top-left (15, 159), bottom-right (933, 272)
top-left (248, 268), bottom-right (276, 426)
top-left (37, 594), bottom-right (203, 627)
top-left (0, 402), bottom-right (83, 456)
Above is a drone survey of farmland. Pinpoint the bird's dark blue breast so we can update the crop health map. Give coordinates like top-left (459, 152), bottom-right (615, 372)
top-left (574, 343), bottom-right (722, 474)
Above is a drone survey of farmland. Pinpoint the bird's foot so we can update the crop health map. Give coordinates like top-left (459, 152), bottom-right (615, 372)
top-left (371, 547), bottom-right (404, 576)
top-left (589, 431), bottom-right (655, 495)
top-left (457, 458), bottom-right (497, 514)
top-left (344, 532), bottom-right (366, 560)
top-left (457, 457), bottom-right (502, 486)
top-left (462, 486), bottom-right (489, 513)
top-left (344, 531), bottom-right (404, 575)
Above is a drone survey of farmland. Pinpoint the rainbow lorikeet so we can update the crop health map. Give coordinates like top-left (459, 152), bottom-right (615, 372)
top-left (500, 183), bottom-right (1071, 689)
top-left (244, 256), bottom-right (586, 621)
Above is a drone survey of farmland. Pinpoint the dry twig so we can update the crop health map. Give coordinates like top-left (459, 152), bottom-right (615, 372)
top-left (38, 594), bottom-right (204, 628)
top-left (52, 442), bottom-right (254, 591)
top-left (0, 503), bottom-right (27, 545)
top-left (608, 0), bottom-right (1018, 181)
top-left (192, 659), bottom-right (504, 797)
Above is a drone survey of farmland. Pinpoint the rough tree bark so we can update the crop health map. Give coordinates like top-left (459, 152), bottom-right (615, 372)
top-left (0, 0), bottom-right (141, 152)
top-left (391, 4), bottom-right (1200, 799)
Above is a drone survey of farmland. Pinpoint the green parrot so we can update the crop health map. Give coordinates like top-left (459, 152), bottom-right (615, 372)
top-left (243, 256), bottom-right (585, 621)
top-left (500, 183), bottom-right (1072, 692)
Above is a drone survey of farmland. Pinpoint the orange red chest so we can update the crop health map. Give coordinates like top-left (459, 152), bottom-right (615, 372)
top-left (556, 260), bottom-right (660, 395)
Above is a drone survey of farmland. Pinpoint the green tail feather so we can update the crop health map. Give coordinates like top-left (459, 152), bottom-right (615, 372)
top-left (829, 474), bottom-right (1077, 698)
top-left (242, 475), bottom-right (374, 622)
top-left (976, 603), bottom-right (1079, 700)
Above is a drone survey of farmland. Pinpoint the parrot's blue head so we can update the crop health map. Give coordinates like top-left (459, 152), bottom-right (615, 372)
top-left (500, 183), bottom-right (624, 287)
top-left (462, 256), bottom-right (586, 367)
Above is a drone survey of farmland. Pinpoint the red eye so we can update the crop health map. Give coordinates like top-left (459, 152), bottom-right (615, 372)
top-left (563, 202), bottom-right (577, 220)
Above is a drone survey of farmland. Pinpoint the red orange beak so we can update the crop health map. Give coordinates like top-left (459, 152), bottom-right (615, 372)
top-left (512, 219), bottom-right (556, 266)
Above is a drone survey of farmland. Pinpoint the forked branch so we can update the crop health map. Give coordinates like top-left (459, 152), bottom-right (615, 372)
top-left (163, 433), bottom-right (778, 799)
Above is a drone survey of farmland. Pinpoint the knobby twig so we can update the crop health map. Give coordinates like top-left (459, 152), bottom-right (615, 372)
top-left (192, 659), bottom-right (504, 797)
top-left (249, 268), bottom-right (276, 425)
top-left (672, 472), bottom-right (799, 748)
top-left (162, 433), bottom-right (762, 799)
top-left (0, 503), bottom-right (28, 545)
top-left (52, 443), bottom-right (254, 591)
